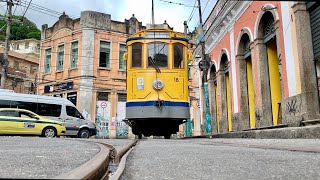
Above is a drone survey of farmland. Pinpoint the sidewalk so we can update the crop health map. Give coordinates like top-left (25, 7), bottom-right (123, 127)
top-left (186, 124), bottom-right (320, 139)
top-left (0, 137), bottom-right (100, 179)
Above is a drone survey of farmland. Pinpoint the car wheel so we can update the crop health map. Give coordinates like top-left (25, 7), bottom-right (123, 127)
top-left (42, 127), bottom-right (57, 138)
top-left (78, 129), bottom-right (90, 138)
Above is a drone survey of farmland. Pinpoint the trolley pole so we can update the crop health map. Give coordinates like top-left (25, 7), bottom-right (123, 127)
top-left (197, 0), bottom-right (212, 134)
top-left (0, 0), bottom-right (13, 89)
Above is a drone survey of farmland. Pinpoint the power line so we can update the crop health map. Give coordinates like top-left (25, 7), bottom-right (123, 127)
top-left (20, 0), bottom-right (31, 19)
top-left (202, 0), bottom-right (210, 15)
top-left (17, 0), bottom-right (78, 19)
top-left (187, 0), bottom-right (197, 23)
top-left (158, 0), bottom-right (198, 8)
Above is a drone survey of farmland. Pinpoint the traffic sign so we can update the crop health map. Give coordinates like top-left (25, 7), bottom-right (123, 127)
top-left (100, 102), bottom-right (107, 109)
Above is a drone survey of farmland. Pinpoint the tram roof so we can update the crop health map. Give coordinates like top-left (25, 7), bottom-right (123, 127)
top-left (127, 24), bottom-right (189, 43)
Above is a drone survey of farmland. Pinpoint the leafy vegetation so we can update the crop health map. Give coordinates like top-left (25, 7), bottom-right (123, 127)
top-left (0, 15), bottom-right (40, 41)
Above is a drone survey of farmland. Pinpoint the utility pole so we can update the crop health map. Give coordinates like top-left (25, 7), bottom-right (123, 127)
top-left (197, 0), bottom-right (212, 134)
top-left (1, 0), bottom-right (13, 89)
top-left (197, 0), bottom-right (207, 82)
top-left (152, 0), bottom-right (155, 24)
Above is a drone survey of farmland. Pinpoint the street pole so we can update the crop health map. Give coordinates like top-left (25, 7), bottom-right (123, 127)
top-left (197, 0), bottom-right (207, 82)
top-left (197, 0), bottom-right (212, 134)
top-left (1, 0), bottom-right (13, 89)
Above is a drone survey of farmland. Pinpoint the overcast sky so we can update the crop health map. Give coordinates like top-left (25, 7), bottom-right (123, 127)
top-left (0, 0), bottom-right (216, 33)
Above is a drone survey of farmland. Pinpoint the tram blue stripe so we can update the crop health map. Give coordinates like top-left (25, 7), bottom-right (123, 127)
top-left (126, 37), bottom-right (144, 42)
top-left (126, 101), bottom-right (189, 107)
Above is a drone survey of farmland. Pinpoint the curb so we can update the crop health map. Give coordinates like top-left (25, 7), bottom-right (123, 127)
top-left (114, 140), bottom-right (138, 163)
top-left (54, 143), bottom-right (111, 180)
top-left (109, 148), bottom-right (134, 180)
top-left (183, 124), bottom-right (320, 139)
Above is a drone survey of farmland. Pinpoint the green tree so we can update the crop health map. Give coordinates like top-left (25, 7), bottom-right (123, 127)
top-left (0, 14), bottom-right (41, 41)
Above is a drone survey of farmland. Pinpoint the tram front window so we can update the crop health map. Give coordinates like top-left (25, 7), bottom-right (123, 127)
top-left (148, 42), bottom-right (168, 68)
top-left (132, 43), bottom-right (142, 68)
top-left (173, 43), bottom-right (184, 68)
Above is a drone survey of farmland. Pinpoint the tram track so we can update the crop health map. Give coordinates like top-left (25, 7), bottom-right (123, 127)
top-left (55, 139), bottom-right (138, 180)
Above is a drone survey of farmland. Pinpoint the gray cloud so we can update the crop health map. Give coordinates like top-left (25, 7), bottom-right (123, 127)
top-left (0, 0), bottom-right (216, 32)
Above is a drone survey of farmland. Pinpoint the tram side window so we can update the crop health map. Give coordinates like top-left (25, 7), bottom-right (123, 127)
top-left (148, 42), bottom-right (168, 68)
top-left (173, 43), bottom-right (184, 68)
top-left (131, 43), bottom-right (142, 68)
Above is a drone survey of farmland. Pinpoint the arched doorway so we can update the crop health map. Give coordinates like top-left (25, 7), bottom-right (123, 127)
top-left (208, 64), bottom-right (218, 133)
top-left (238, 33), bottom-right (256, 128)
top-left (257, 11), bottom-right (282, 125)
top-left (220, 53), bottom-right (232, 131)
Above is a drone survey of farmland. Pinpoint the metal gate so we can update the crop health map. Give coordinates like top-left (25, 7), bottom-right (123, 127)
top-left (307, 1), bottom-right (320, 102)
top-left (308, 1), bottom-right (320, 60)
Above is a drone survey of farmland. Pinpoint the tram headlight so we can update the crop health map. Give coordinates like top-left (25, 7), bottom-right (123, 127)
top-left (152, 78), bottom-right (164, 90)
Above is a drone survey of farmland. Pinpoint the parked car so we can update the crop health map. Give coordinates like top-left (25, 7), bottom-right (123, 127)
top-left (0, 108), bottom-right (66, 137)
top-left (0, 90), bottom-right (96, 138)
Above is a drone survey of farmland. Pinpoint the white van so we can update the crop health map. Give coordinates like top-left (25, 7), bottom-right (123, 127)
top-left (0, 90), bottom-right (96, 138)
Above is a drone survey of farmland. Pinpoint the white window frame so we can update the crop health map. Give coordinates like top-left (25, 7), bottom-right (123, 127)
top-left (118, 43), bottom-right (126, 70)
top-left (99, 40), bottom-right (112, 69)
top-left (57, 44), bottom-right (65, 71)
top-left (44, 47), bottom-right (52, 74)
top-left (70, 40), bottom-right (79, 69)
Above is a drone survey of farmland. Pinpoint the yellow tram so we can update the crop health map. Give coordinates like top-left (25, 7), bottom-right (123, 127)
top-left (124, 24), bottom-right (192, 139)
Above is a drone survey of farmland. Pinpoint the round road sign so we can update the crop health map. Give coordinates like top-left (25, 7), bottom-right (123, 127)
top-left (100, 102), bottom-right (107, 109)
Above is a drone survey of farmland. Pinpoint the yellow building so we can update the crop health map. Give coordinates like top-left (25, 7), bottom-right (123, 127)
top-left (38, 11), bottom-right (145, 138)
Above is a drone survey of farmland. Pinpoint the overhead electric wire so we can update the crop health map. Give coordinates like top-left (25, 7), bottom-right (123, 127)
top-left (187, 0), bottom-right (197, 23)
top-left (158, 0), bottom-right (198, 8)
top-left (20, 0), bottom-right (31, 19)
top-left (202, 0), bottom-right (210, 15)
top-left (19, 0), bottom-right (78, 19)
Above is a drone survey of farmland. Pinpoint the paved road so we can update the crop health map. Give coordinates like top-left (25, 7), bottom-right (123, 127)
top-left (0, 136), bottom-right (100, 179)
top-left (121, 138), bottom-right (320, 180)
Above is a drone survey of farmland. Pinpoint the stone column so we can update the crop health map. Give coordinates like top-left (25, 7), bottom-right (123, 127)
top-left (254, 38), bottom-right (273, 127)
top-left (274, 20), bottom-right (285, 101)
top-left (80, 27), bottom-right (94, 121)
top-left (193, 101), bottom-right (202, 136)
top-left (208, 78), bottom-right (217, 133)
top-left (237, 54), bottom-right (249, 130)
top-left (291, 2), bottom-right (320, 121)
top-left (108, 91), bottom-right (117, 139)
top-left (217, 70), bottom-right (228, 133)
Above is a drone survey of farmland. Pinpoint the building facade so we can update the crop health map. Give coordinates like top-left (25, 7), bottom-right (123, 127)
top-left (190, 0), bottom-right (320, 134)
top-left (38, 11), bottom-right (145, 138)
top-left (10, 38), bottom-right (40, 56)
top-left (0, 47), bottom-right (38, 94)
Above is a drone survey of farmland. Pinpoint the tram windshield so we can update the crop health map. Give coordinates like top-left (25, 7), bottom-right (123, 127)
top-left (173, 43), bottom-right (184, 68)
top-left (147, 42), bottom-right (168, 68)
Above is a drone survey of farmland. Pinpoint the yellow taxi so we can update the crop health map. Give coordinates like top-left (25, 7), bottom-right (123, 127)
top-left (0, 108), bottom-right (66, 137)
